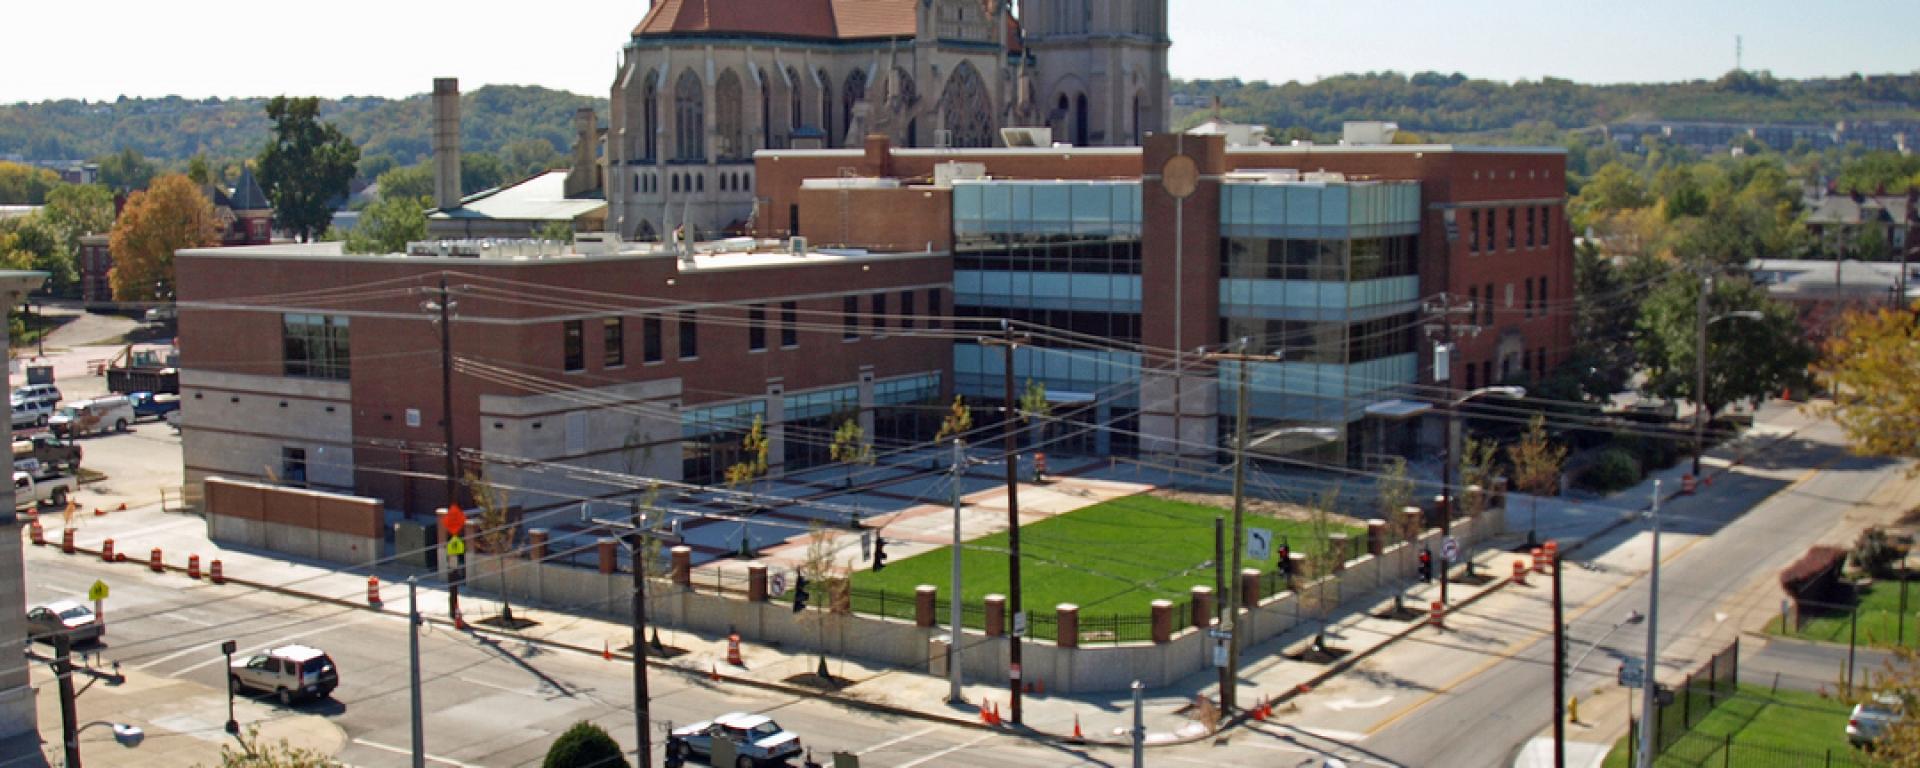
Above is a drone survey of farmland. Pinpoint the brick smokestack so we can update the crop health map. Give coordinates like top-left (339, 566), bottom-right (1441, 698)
top-left (432, 78), bottom-right (462, 211)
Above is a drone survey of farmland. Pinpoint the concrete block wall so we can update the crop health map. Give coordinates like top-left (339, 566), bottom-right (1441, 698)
top-left (205, 477), bottom-right (384, 568)
top-left (459, 509), bottom-right (1510, 694)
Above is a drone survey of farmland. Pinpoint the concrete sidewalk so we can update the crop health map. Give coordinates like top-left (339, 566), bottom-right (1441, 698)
top-left (24, 494), bottom-right (1518, 750)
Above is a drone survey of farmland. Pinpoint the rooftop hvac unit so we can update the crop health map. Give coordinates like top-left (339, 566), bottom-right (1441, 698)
top-left (999, 127), bottom-right (1053, 148)
top-left (934, 162), bottom-right (988, 186)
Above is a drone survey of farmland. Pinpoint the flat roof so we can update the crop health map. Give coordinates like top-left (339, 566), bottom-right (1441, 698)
top-left (177, 239), bottom-right (945, 272)
top-left (428, 170), bottom-right (606, 222)
top-left (758, 143), bottom-right (1566, 161)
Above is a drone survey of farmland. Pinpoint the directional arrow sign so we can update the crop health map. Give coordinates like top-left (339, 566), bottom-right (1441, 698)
top-left (446, 536), bottom-right (467, 557)
top-left (1246, 528), bottom-right (1273, 562)
top-left (87, 580), bottom-right (109, 602)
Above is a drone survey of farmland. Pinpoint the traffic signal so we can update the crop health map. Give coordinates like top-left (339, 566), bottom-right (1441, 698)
top-left (792, 576), bottom-right (811, 613)
top-left (1277, 545), bottom-right (1293, 577)
top-left (1418, 548), bottom-right (1433, 583)
top-left (873, 537), bottom-right (889, 571)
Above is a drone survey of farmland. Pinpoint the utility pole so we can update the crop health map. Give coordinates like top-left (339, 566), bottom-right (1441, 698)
top-left (982, 323), bottom-right (1029, 723)
top-left (429, 277), bottom-right (464, 621)
top-left (1692, 275), bottom-right (1709, 478)
top-left (408, 579), bottom-right (425, 768)
top-left (1130, 680), bottom-right (1145, 768)
top-left (948, 437), bottom-right (965, 703)
top-left (630, 505), bottom-right (654, 768)
top-left (54, 633), bottom-right (81, 768)
top-left (1425, 293), bottom-right (1477, 606)
top-left (1637, 480), bottom-right (1663, 768)
top-left (1213, 516), bottom-right (1226, 704)
top-left (1552, 547), bottom-right (1566, 768)
top-left (1203, 340), bottom-right (1280, 715)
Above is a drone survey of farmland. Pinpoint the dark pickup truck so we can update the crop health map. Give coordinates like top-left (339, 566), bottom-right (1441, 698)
top-left (12, 433), bottom-right (80, 474)
top-left (129, 391), bottom-right (180, 422)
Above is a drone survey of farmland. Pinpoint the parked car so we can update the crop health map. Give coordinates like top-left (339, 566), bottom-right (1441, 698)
top-left (229, 645), bottom-right (338, 705)
top-left (49, 396), bottom-right (135, 438)
top-left (12, 384), bottom-right (61, 408)
top-left (1850, 694), bottom-right (1905, 747)
top-left (13, 433), bottom-right (80, 474)
top-left (128, 391), bottom-right (180, 422)
top-left (668, 713), bottom-right (802, 768)
top-left (25, 600), bottom-right (101, 645)
top-left (11, 398), bottom-right (52, 429)
top-left (142, 305), bottom-right (176, 324)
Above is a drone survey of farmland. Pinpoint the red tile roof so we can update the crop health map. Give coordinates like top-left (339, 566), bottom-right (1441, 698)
top-left (633, 0), bottom-right (919, 41)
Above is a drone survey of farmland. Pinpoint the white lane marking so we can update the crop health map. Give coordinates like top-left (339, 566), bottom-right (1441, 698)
top-left (854, 725), bottom-right (939, 755)
top-left (350, 737), bottom-right (485, 768)
top-left (136, 640), bottom-right (229, 671)
top-left (172, 613), bottom-right (380, 674)
top-left (896, 732), bottom-right (994, 768)
top-left (1325, 695), bottom-right (1394, 711)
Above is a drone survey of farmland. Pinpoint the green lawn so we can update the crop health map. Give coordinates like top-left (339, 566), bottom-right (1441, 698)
top-left (1769, 578), bottom-right (1920, 650)
top-left (1601, 684), bottom-right (1865, 767)
top-left (847, 494), bottom-right (1365, 625)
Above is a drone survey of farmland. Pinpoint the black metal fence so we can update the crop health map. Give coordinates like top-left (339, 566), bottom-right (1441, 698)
top-left (1637, 730), bottom-right (1876, 768)
top-left (1650, 638), bottom-right (1741, 755)
top-left (1623, 639), bottom-right (1873, 768)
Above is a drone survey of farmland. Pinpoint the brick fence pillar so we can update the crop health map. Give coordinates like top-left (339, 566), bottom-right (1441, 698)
top-left (670, 545), bottom-right (692, 588)
top-left (527, 529), bottom-right (549, 561)
top-left (1240, 568), bottom-right (1261, 610)
top-left (1399, 506), bottom-right (1425, 541)
top-left (1288, 551), bottom-right (1308, 585)
top-left (748, 563), bottom-right (768, 602)
top-left (1327, 533), bottom-right (1351, 573)
top-left (1189, 585), bottom-right (1214, 629)
top-left (1150, 599), bottom-right (1172, 644)
top-left (1430, 494), bottom-right (1450, 527)
top-left (984, 594), bottom-right (1006, 637)
top-left (1055, 604), bottom-right (1079, 649)
top-left (915, 585), bottom-right (937, 627)
top-left (596, 537), bottom-right (618, 575)
top-left (1367, 520), bottom-right (1388, 556)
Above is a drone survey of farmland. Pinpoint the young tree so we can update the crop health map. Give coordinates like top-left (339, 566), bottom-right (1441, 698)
top-left (828, 415), bottom-right (873, 489)
top-left (1636, 273), bottom-right (1812, 423)
top-left (1506, 414), bottom-right (1569, 546)
top-left (1304, 486), bottom-right (1344, 652)
top-left (257, 96), bottom-right (360, 242)
top-left (211, 724), bottom-right (343, 767)
top-left (342, 194), bottom-right (428, 255)
top-left (1457, 435), bottom-right (1499, 519)
top-left (107, 174), bottom-right (217, 302)
top-left (795, 522), bottom-right (849, 682)
top-left (376, 164), bottom-right (435, 204)
top-left (465, 467), bottom-right (518, 625)
top-left (1017, 379), bottom-right (1052, 448)
top-left (1376, 457), bottom-right (1418, 543)
top-left (532, 219), bottom-right (575, 243)
top-left (1817, 304), bottom-right (1920, 466)
top-left (542, 721), bottom-right (629, 768)
top-left (725, 415), bottom-right (770, 558)
top-left (934, 396), bottom-right (972, 442)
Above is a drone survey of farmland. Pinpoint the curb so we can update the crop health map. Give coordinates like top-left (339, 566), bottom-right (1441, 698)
top-left (1560, 421), bottom-right (1806, 559)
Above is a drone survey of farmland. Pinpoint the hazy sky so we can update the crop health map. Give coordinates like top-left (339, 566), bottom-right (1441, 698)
top-left (3, 1), bottom-right (1916, 103)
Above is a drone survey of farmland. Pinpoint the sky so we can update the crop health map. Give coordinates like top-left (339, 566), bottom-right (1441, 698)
top-left (2, 1), bottom-right (1917, 103)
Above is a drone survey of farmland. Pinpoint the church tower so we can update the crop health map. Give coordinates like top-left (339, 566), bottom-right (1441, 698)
top-left (1022, 0), bottom-right (1169, 146)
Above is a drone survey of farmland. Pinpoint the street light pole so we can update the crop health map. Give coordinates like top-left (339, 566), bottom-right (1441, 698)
top-left (1439, 385), bottom-right (1525, 605)
top-left (948, 437), bottom-right (965, 704)
top-left (1637, 480), bottom-right (1664, 768)
top-left (1692, 275), bottom-right (1709, 478)
top-left (1204, 340), bottom-right (1281, 716)
top-left (407, 580), bottom-right (425, 768)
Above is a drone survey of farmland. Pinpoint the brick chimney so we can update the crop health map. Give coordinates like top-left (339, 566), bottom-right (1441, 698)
top-left (432, 78), bottom-right (462, 210)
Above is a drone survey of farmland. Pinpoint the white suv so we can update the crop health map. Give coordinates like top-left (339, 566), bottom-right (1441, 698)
top-left (229, 645), bottom-right (338, 705)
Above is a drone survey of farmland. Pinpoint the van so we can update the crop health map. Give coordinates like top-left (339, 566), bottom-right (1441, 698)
top-left (49, 396), bottom-right (136, 438)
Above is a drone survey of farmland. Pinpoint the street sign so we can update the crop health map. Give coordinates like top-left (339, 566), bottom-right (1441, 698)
top-left (1012, 611), bottom-right (1028, 638)
top-left (87, 580), bottom-right (108, 602)
top-left (1210, 633), bottom-right (1229, 667)
top-left (1618, 657), bottom-right (1646, 689)
top-left (442, 504), bottom-right (467, 534)
top-left (446, 536), bottom-right (467, 557)
top-left (770, 573), bottom-right (789, 598)
top-left (1442, 536), bottom-right (1460, 563)
top-left (1246, 527), bottom-right (1273, 562)
top-left (1009, 663), bottom-right (1022, 681)
top-left (221, 640), bottom-right (237, 655)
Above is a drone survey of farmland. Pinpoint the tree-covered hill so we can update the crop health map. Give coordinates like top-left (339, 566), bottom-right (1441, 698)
top-left (0, 85), bottom-right (607, 168)
top-left (1173, 70), bottom-right (1920, 140)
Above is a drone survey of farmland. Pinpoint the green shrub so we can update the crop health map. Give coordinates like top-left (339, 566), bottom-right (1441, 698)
top-left (1849, 527), bottom-right (1903, 578)
top-left (544, 722), bottom-right (628, 768)
top-left (1579, 448), bottom-right (1642, 493)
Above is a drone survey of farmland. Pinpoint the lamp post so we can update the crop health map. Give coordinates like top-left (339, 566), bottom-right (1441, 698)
top-left (1440, 385), bottom-right (1525, 605)
top-left (1690, 276), bottom-right (1763, 478)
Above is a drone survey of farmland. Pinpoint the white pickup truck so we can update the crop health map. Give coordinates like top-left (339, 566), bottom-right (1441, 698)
top-left (13, 470), bottom-right (74, 511)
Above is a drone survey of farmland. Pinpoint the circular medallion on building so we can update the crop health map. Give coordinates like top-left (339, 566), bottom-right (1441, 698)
top-left (1161, 155), bottom-right (1199, 199)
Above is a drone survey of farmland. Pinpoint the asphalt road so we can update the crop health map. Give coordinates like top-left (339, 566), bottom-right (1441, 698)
top-left (1359, 420), bottom-right (1899, 767)
top-left (1747, 636), bottom-right (1896, 694)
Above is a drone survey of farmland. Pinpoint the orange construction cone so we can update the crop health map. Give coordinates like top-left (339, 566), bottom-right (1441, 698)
top-left (980, 701), bottom-right (993, 724)
top-left (710, 663), bottom-right (720, 681)
top-left (1035, 678), bottom-right (1044, 696)
top-left (1071, 714), bottom-right (1084, 742)
top-left (990, 701), bottom-right (1002, 725)
top-left (603, 641), bottom-right (612, 661)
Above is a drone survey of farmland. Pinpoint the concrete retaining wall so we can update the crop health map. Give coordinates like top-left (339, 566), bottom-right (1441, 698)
top-left (462, 507), bottom-right (1509, 694)
top-left (205, 477), bottom-right (384, 568)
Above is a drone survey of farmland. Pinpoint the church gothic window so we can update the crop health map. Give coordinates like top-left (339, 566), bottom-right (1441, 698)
top-left (715, 70), bottom-right (746, 161)
top-left (843, 69), bottom-right (868, 136)
top-left (938, 62), bottom-right (993, 148)
top-left (674, 70), bottom-right (704, 162)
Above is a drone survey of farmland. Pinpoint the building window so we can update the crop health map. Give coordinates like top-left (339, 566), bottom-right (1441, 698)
top-left (1506, 208), bottom-right (1516, 250)
top-left (1469, 210), bottom-right (1480, 252)
top-left (1468, 286), bottom-right (1479, 320)
top-left (674, 69), bottom-right (705, 162)
top-left (780, 300), bottom-right (798, 348)
top-left (678, 310), bottom-right (698, 359)
top-left (282, 314), bottom-right (350, 380)
top-left (281, 447), bottom-right (308, 488)
top-left (563, 320), bottom-right (584, 372)
top-left (1485, 209), bottom-right (1496, 252)
top-left (1482, 283), bottom-right (1494, 325)
top-left (748, 304), bottom-right (766, 351)
top-left (843, 295), bottom-right (859, 339)
top-left (900, 290), bottom-right (915, 330)
top-left (1539, 277), bottom-right (1548, 313)
top-left (1541, 206), bottom-right (1552, 245)
top-left (1465, 360), bottom-right (1477, 390)
top-left (871, 293), bottom-right (887, 333)
top-left (927, 288), bottom-right (943, 329)
top-left (604, 318), bottom-right (625, 367)
top-left (1524, 279), bottom-right (1534, 317)
top-left (644, 315), bottom-right (663, 363)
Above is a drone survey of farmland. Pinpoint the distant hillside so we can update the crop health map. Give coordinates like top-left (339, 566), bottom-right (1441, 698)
top-left (0, 85), bottom-right (608, 167)
top-left (1172, 70), bottom-right (1920, 140)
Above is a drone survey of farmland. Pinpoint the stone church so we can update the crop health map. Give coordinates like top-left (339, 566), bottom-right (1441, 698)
top-left (604, 0), bottom-right (1170, 240)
